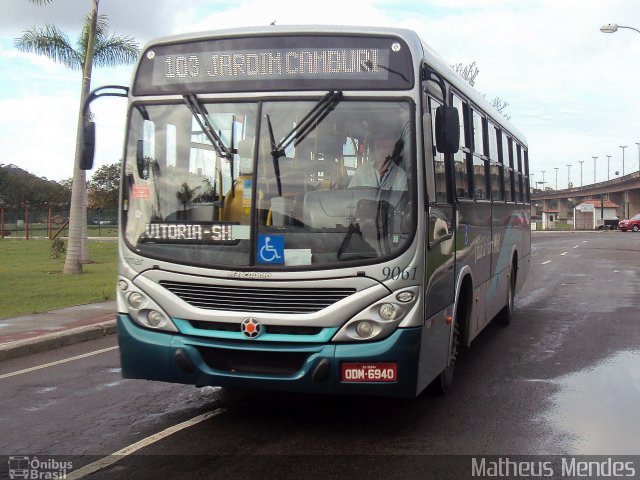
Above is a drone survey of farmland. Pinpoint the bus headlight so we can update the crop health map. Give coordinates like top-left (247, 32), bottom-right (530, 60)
top-left (118, 279), bottom-right (129, 292)
top-left (332, 287), bottom-right (419, 342)
top-left (355, 320), bottom-right (374, 338)
top-left (128, 292), bottom-right (146, 309)
top-left (145, 309), bottom-right (168, 329)
top-left (120, 283), bottom-right (178, 333)
top-left (379, 303), bottom-right (398, 321)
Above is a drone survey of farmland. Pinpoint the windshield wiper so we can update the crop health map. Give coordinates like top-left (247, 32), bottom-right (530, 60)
top-left (363, 60), bottom-right (409, 84)
top-left (184, 94), bottom-right (234, 160)
top-left (265, 90), bottom-right (343, 196)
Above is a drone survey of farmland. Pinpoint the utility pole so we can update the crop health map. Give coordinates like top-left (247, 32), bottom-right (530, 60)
top-left (606, 155), bottom-right (611, 180)
top-left (566, 164), bottom-right (572, 188)
top-left (620, 145), bottom-right (627, 176)
top-left (578, 160), bottom-right (584, 186)
top-left (592, 156), bottom-right (597, 183)
top-left (554, 167), bottom-right (559, 190)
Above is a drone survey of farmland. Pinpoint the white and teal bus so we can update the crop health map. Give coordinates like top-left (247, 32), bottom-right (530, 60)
top-left (84, 26), bottom-right (530, 397)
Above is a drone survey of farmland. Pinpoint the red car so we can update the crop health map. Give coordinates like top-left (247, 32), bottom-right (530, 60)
top-left (618, 214), bottom-right (640, 232)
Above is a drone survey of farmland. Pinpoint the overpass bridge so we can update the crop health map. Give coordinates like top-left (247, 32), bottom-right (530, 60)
top-left (530, 171), bottom-right (640, 220)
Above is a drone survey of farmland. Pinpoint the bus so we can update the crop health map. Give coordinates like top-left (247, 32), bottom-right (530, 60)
top-left (83, 26), bottom-right (530, 397)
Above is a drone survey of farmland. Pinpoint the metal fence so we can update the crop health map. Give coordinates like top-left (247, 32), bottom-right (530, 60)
top-left (0, 208), bottom-right (118, 239)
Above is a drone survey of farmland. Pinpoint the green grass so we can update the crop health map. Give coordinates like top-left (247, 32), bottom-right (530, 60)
top-left (0, 239), bottom-right (118, 319)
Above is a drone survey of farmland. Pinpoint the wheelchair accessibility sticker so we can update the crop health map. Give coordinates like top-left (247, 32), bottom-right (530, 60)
top-left (257, 234), bottom-right (284, 264)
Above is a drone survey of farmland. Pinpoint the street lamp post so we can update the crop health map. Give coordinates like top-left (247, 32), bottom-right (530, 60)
top-left (636, 142), bottom-right (640, 173)
top-left (592, 156), bottom-right (597, 183)
top-left (606, 155), bottom-right (611, 180)
top-left (600, 23), bottom-right (640, 35)
top-left (578, 160), bottom-right (584, 186)
top-left (566, 164), bottom-right (572, 189)
top-left (554, 167), bottom-right (559, 190)
top-left (620, 145), bottom-right (627, 176)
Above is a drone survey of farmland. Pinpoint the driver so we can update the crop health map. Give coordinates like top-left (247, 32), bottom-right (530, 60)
top-left (348, 134), bottom-right (408, 190)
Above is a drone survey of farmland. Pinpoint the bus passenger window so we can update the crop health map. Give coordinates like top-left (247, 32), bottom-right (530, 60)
top-left (471, 109), bottom-right (487, 200)
top-left (452, 95), bottom-right (471, 199)
top-left (502, 133), bottom-right (514, 202)
top-left (429, 98), bottom-right (447, 203)
top-left (473, 156), bottom-right (488, 200)
top-left (488, 124), bottom-right (503, 201)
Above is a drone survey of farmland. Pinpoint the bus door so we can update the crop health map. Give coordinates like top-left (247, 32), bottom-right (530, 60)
top-left (418, 92), bottom-right (456, 386)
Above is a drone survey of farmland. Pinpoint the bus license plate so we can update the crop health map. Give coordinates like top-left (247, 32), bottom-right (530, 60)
top-left (341, 363), bottom-right (397, 382)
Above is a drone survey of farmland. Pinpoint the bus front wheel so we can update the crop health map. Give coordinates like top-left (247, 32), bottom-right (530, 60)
top-left (431, 298), bottom-right (464, 395)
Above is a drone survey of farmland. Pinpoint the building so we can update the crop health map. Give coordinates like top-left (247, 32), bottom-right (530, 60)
top-left (574, 199), bottom-right (620, 230)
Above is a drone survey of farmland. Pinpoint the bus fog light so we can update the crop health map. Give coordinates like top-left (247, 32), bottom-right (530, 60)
top-left (356, 321), bottom-right (374, 338)
top-left (396, 291), bottom-right (414, 303)
top-left (146, 310), bottom-right (166, 328)
top-left (128, 292), bottom-right (146, 309)
top-left (118, 279), bottom-right (129, 292)
top-left (379, 303), bottom-right (398, 321)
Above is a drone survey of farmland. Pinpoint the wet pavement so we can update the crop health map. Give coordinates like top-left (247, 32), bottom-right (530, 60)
top-left (0, 231), bottom-right (639, 479)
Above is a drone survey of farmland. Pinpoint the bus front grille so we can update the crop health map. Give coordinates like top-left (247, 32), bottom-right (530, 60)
top-left (189, 320), bottom-right (323, 336)
top-left (160, 281), bottom-right (356, 314)
top-left (196, 346), bottom-right (309, 375)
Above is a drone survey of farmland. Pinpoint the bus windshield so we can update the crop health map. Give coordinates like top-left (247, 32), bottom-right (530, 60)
top-left (123, 98), bottom-right (414, 269)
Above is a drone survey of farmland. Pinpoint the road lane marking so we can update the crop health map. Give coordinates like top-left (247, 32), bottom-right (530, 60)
top-left (573, 245), bottom-right (579, 249)
top-left (67, 409), bottom-right (226, 479)
top-left (0, 346), bottom-right (119, 380)
top-left (561, 252), bottom-right (568, 256)
top-left (541, 260), bottom-right (551, 265)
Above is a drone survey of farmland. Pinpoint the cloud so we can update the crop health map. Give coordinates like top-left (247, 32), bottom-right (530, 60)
top-left (1, 0), bottom-right (640, 187)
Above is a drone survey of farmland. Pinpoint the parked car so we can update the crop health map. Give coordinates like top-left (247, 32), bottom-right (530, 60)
top-left (618, 214), bottom-right (640, 232)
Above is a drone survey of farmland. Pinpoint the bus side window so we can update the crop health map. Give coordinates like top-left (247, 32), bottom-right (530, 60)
top-left (452, 94), bottom-right (472, 199)
top-left (515, 143), bottom-right (523, 203)
top-left (523, 149), bottom-right (530, 203)
top-left (502, 132), bottom-right (514, 202)
top-left (429, 97), bottom-right (448, 203)
top-left (489, 123), bottom-right (503, 202)
top-left (471, 109), bottom-right (488, 200)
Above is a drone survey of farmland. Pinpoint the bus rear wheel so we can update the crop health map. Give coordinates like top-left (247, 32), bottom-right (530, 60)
top-left (498, 263), bottom-right (517, 326)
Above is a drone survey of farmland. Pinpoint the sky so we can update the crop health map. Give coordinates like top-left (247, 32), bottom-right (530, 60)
top-left (0, 0), bottom-right (639, 190)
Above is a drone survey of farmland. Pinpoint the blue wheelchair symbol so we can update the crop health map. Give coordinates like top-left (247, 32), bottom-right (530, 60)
top-left (257, 235), bottom-right (284, 264)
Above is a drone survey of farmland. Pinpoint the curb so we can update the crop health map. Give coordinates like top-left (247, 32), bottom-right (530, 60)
top-left (0, 319), bottom-right (117, 362)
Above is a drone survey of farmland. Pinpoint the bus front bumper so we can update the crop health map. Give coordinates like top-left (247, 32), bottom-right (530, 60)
top-left (117, 314), bottom-right (421, 398)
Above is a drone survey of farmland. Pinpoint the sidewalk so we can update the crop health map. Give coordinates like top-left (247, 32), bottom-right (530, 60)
top-left (0, 301), bottom-right (117, 361)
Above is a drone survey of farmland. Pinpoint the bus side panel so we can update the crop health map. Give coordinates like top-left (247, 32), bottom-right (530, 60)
top-left (456, 201), bottom-right (492, 342)
top-left (487, 201), bottom-right (511, 321)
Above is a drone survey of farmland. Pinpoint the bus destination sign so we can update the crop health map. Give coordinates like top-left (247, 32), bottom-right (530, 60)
top-left (158, 48), bottom-right (387, 83)
top-left (134, 35), bottom-right (413, 94)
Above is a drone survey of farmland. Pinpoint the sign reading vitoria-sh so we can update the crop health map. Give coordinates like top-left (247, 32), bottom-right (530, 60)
top-left (134, 34), bottom-right (414, 94)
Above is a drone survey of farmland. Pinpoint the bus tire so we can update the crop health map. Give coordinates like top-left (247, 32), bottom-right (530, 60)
top-left (498, 261), bottom-right (517, 326)
top-left (431, 291), bottom-right (465, 395)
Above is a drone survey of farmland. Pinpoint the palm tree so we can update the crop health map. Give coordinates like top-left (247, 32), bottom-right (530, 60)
top-left (16, 0), bottom-right (138, 273)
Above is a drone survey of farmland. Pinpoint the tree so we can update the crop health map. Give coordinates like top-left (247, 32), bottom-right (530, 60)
top-left (452, 61), bottom-right (479, 87)
top-left (16, 0), bottom-right (138, 273)
top-left (0, 164), bottom-right (70, 209)
top-left (88, 161), bottom-right (120, 210)
top-left (453, 60), bottom-right (511, 120)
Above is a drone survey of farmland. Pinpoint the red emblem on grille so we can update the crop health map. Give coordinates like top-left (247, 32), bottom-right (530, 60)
top-left (241, 318), bottom-right (261, 338)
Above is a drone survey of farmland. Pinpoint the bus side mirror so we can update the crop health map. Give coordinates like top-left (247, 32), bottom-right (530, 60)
top-left (80, 121), bottom-right (96, 170)
top-left (435, 106), bottom-right (460, 154)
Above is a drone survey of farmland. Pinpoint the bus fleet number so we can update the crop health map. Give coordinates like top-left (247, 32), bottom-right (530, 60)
top-left (382, 266), bottom-right (416, 281)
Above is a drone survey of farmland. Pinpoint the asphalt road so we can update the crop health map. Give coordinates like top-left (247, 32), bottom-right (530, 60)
top-left (1, 232), bottom-right (639, 479)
